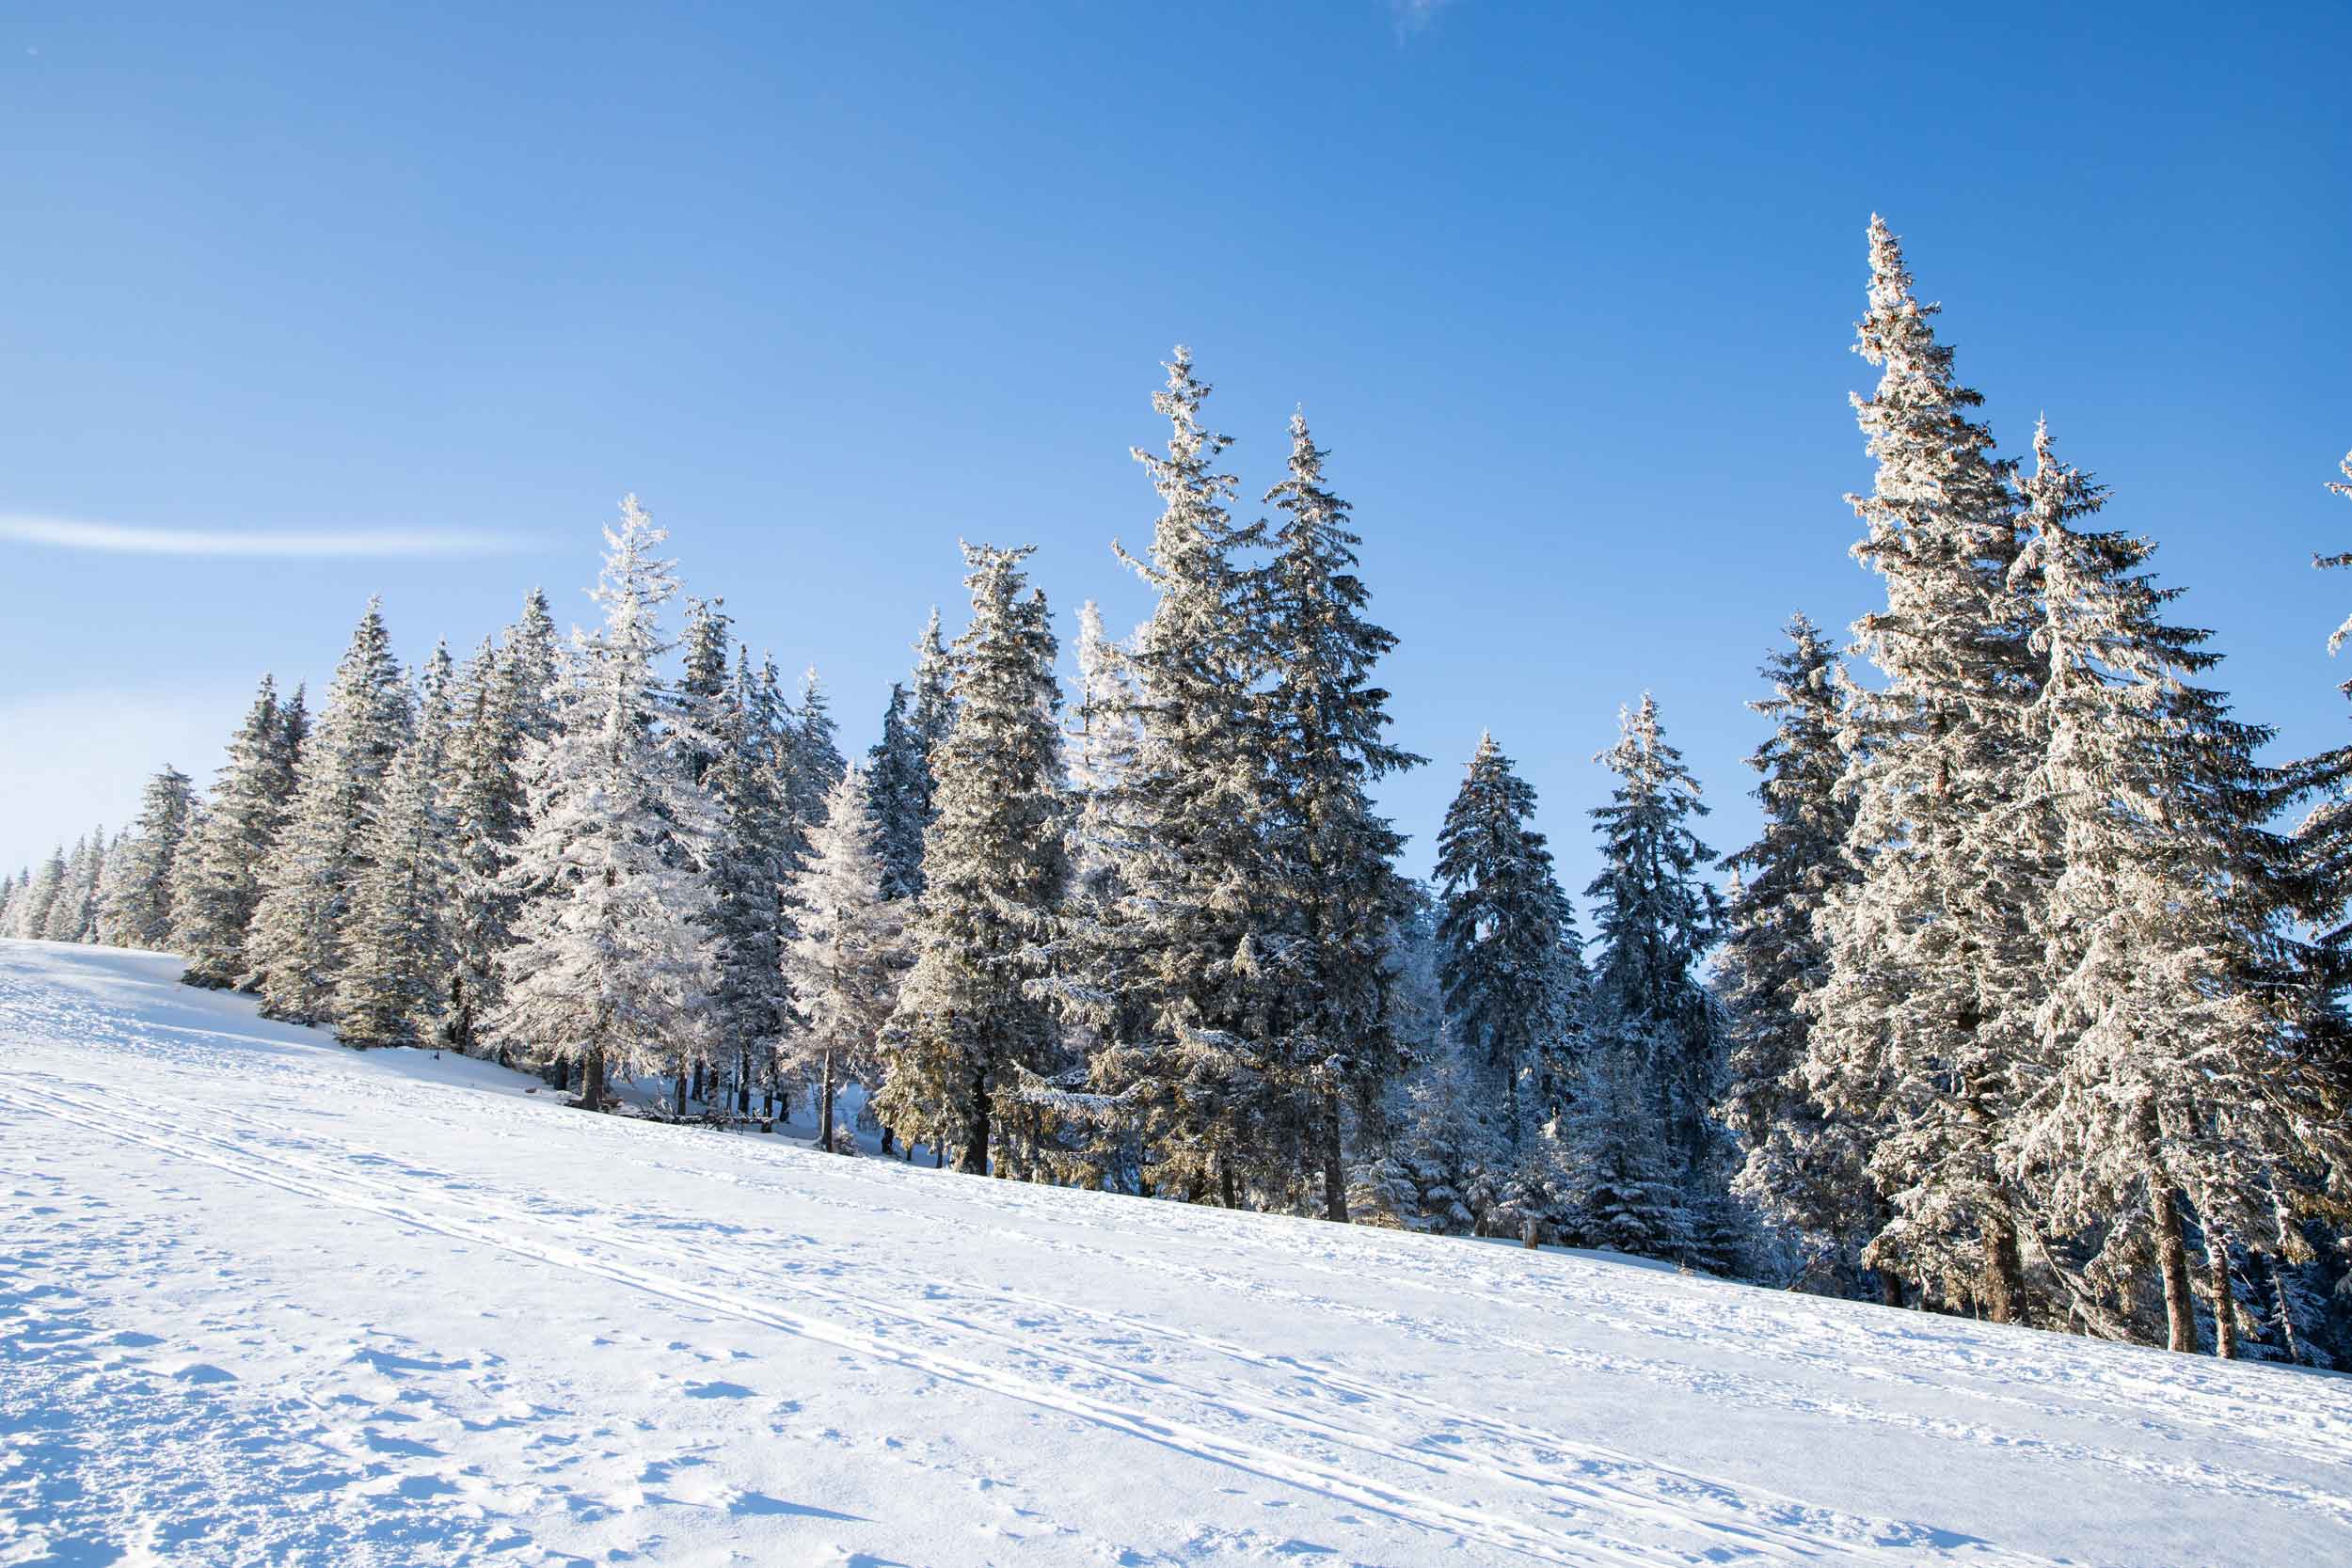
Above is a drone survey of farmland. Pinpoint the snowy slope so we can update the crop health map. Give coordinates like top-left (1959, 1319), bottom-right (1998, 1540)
top-left (2, 940), bottom-right (2345, 1568)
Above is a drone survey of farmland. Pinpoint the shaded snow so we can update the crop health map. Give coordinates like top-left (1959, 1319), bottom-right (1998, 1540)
top-left (2, 939), bottom-right (2345, 1566)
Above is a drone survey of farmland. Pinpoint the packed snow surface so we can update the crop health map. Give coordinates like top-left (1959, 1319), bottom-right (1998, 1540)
top-left (3, 942), bottom-right (2345, 1567)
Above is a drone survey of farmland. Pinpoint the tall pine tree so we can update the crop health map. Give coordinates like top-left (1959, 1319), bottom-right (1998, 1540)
top-left (1434, 734), bottom-right (1583, 1154)
top-left (337, 643), bottom-right (461, 1048)
top-left (876, 544), bottom-right (1068, 1173)
top-left (1057, 350), bottom-right (1280, 1207)
top-left (783, 764), bottom-right (908, 1151)
top-left (1583, 694), bottom-right (1725, 1264)
top-left (1805, 217), bottom-right (2048, 1322)
top-left (246, 600), bottom-right (413, 1023)
top-left (2004, 421), bottom-right (2341, 1354)
top-left (1717, 616), bottom-right (1877, 1291)
top-left (97, 768), bottom-right (195, 949)
top-left (493, 499), bottom-right (720, 1111)
top-left (172, 676), bottom-right (302, 988)
top-left (1257, 412), bottom-right (1422, 1219)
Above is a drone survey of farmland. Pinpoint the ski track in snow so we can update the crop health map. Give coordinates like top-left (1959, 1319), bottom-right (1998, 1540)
top-left (2, 942), bottom-right (2346, 1566)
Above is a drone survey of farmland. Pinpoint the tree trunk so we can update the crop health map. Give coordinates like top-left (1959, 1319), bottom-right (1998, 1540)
top-left (819, 1048), bottom-right (836, 1152)
top-left (552, 1057), bottom-right (569, 1093)
top-left (1877, 1273), bottom-right (1905, 1310)
top-left (2151, 1185), bottom-right (2196, 1353)
top-left (1979, 1210), bottom-right (2026, 1324)
top-left (579, 1049), bottom-right (605, 1112)
top-left (958, 1072), bottom-right (990, 1174)
top-left (1219, 1159), bottom-right (1239, 1211)
top-left (2208, 1229), bottom-right (2237, 1359)
top-left (1321, 1091), bottom-right (1348, 1223)
top-left (881, 1125), bottom-right (895, 1157)
top-left (933, 1138), bottom-right (944, 1168)
top-left (2268, 1254), bottom-right (2305, 1366)
top-left (673, 1070), bottom-right (687, 1117)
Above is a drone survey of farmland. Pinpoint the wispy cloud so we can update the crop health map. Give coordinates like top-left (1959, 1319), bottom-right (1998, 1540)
top-left (0, 514), bottom-right (530, 559)
top-left (1390, 0), bottom-right (1460, 36)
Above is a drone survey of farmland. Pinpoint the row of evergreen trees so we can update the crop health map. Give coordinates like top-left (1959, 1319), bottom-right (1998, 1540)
top-left (7, 218), bottom-right (2348, 1367)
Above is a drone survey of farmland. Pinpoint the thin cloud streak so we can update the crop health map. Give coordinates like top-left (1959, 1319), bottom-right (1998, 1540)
top-left (0, 514), bottom-right (530, 559)
top-left (1390, 0), bottom-right (1459, 36)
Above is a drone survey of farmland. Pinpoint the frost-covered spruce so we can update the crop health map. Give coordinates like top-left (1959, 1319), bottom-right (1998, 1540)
top-left (98, 767), bottom-right (195, 949)
top-left (336, 643), bottom-right (462, 1048)
top-left (441, 593), bottom-right (559, 1053)
top-left (1434, 733), bottom-right (1584, 1154)
top-left (875, 543), bottom-right (1068, 1174)
top-left (47, 829), bottom-right (110, 944)
top-left (1054, 349), bottom-right (1279, 1207)
top-left (682, 609), bottom-right (793, 1114)
top-left (10, 847), bottom-right (66, 940)
top-left (866, 610), bottom-right (956, 904)
top-left (1257, 412), bottom-right (1422, 1219)
top-left (783, 666), bottom-right (845, 850)
top-left (866, 683), bottom-right (926, 901)
top-left (1716, 616), bottom-right (1877, 1291)
top-left (1586, 695), bottom-right (1723, 1163)
top-left (171, 676), bottom-right (302, 988)
top-left (783, 765), bottom-right (908, 1152)
top-left (909, 606), bottom-right (956, 761)
top-left (491, 498), bottom-right (720, 1111)
top-left (1804, 217), bottom-right (2047, 1323)
top-left (246, 600), bottom-right (414, 1024)
top-left (2002, 422), bottom-right (2338, 1354)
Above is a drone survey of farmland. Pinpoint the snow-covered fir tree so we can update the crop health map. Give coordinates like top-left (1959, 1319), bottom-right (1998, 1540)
top-left (441, 593), bottom-right (559, 1054)
top-left (785, 666), bottom-right (846, 842)
top-left (336, 642), bottom-right (461, 1048)
top-left (1585, 696), bottom-right (1723, 1148)
top-left (782, 765), bottom-right (908, 1152)
top-left (1804, 217), bottom-right (2049, 1323)
top-left (491, 498), bottom-right (721, 1112)
top-left (865, 683), bottom-right (927, 901)
top-left (2002, 421), bottom-right (2342, 1354)
top-left (875, 543), bottom-right (1068, 1174)
top-left (1434, 732), bottom-right (1585, 1154)
top-left (48, 830), bottom-right (110, 943)
top-left (246, 600), bottom-right (414, 1024)
top-left (866, 611), bottom-right (956, 904)
top-left (681, 603), bottom-right (793, 1113)
top-left (1049, 601), bottom-right (1145, 1084)
top-left (1716, 615), bottom-right (1878, 1291)
top-left (909, 608), bottom-right (956, 766)
top-left (1583, 693), bottom-right (1728, 1265)
top-left (1256, 411), bottom-right (1422, 1219)
top-left (171, 676), bottom-right (304, 988)
top-left (10, 847), bottom-right (66, 941)
top-left (97, 766), bottom-right (195, 949)
top-left (1055, 349), bottom-right (1282, 1207)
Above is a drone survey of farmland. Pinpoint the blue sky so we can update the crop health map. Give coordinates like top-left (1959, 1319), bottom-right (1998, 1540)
top-left (4, 2), bottom-right (2347, 904)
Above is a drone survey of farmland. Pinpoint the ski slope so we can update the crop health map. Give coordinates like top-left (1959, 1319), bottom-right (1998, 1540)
top-left (1, 941), bottom-right (2344, 1567)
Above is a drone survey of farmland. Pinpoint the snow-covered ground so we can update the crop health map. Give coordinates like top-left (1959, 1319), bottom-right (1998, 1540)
top-left (2, 940), bottom-right (2344, 1567)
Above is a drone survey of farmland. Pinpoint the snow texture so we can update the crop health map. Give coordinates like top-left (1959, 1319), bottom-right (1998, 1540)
top-left (3, 938), bottom-right (2345, 1567)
